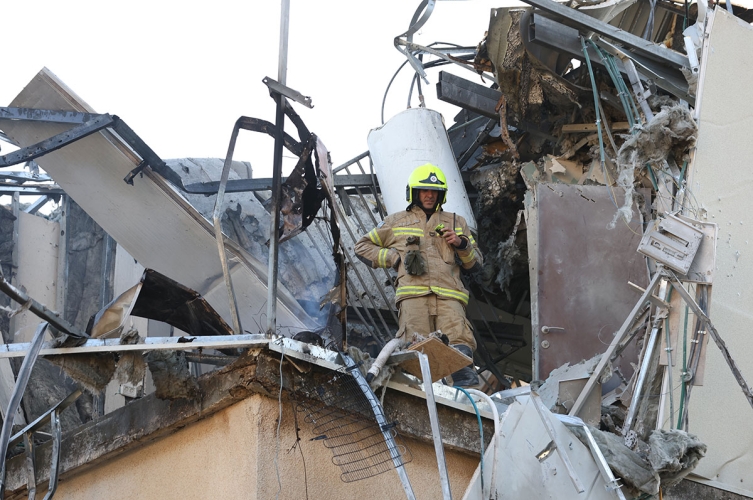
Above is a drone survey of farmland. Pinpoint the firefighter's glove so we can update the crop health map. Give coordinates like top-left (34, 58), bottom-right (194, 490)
top-left (404, 236), bottom-right (426, 275)
top-left (386, 248), bottom-right (401, 270)
top-left (404, 250), bottom-right (426, 275)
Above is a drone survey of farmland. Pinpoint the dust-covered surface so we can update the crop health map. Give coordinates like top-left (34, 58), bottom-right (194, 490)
top-left (48, 353), bottom-right (117, 394)
top-left (114, 328), bottom-right (146, 387)
top-left (487, 9), bottom-right (579, 141)
top-left (649, 429), bottom-right (707, 488)
top-left (571, 424), bottom-right (660, 496)
top-left (664, 478), bottom-right (751, 499)
top-left (21, 359), bottom-right (89, 429)
top-left (536, 354), bottom-right (611, 407)
top-left (146, 350), bottom-right (199, 400)
top-left (570, 425), bottom-right (706, 497)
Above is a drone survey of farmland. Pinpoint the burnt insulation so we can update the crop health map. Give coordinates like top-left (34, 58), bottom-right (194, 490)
top-left (146, 350), bottom-right (199, 400)
top-left (469, 163), bottom-right (529, 311)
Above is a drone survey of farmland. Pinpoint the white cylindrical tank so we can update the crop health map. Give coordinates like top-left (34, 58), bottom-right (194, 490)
top-left (367, 108), bottom-right (477, 232)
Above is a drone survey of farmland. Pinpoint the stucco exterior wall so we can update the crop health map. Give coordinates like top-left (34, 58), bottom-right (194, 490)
top-left (44, 394), bottom-right (477, 499)
top-left (681, 8), bottom-right (753, 497)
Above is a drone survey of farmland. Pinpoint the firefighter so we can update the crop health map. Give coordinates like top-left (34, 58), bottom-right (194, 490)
top-left (354, 163), bottom-right (483, 387)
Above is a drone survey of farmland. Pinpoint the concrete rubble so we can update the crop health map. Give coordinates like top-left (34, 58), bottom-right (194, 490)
top-left (1, 0), bottom-right (753, 499)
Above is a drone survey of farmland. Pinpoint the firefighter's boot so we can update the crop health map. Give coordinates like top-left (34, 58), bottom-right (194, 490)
top-left (449, 344), bottom-right (479, 387)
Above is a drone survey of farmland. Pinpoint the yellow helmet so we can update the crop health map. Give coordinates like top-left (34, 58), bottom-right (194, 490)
top-left (405, 163), bottom-right (448, 206)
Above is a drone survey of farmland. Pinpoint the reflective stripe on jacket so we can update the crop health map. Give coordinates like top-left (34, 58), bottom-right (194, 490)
top-left (354, 206), bottom-right (482, 306)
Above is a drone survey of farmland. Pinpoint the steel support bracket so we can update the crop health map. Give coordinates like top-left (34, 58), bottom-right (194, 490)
top-left (0, 114), bottom-right (116, 168)
top-left (0, 107), bottom-right (185, 189)
top-left (8, 390), bottom-right (81, 500)
top-left (262, 77), bottom-right (313, 109)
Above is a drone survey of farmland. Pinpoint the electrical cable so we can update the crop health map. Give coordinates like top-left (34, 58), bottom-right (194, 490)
top-left (647, 163), bottom-right (660, 191)
top-left (383, 42), bottom-right (471, 123)
top-left (600, 46), bottom-right (642, 126)
top-left (298, 439), bottom-right (309, 500)
top-left (454, 386), bottom-right (485, 496)
top-left (580, 36), bottom-right (606, 178)
top-left (684, 0), bottom-right (689, 30)
top-left (581, 42), bottom-right (644, 236)
top-left (288, 396), bottom-right (310, 500)
top-left (642, 0), bottom-right (657, 41)
top-left (381, 60), bottom-right (411, 125)
top-left (608, 51), bottom-right (642, 126)
top-left (647, 160), bottom-right (702, 219)
top-left (591, 42), bottom-right (636, 128)
top-left (416, 54), bottom-right (425, 107)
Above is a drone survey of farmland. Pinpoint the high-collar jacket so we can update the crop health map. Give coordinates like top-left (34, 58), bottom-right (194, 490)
top-left (354, 206), bottom-right (482, 305)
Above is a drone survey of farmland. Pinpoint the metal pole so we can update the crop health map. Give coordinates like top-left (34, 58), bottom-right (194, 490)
top-left (42, 410), bottom-right (61, 500)
top-left (570, 270), bottom-right (663, 416)
top-left (342, 353), bottom-right (416, 500)
top-left (214, 123), bottom-right (244, 335)
top-left (0, 268), bottom-right (86, 338)
top-left (418, 352), bottom-right (452, 500)
top-left (0, 322), bottom-right (48, 498)
top-left (266, 0), bottom-right (291, 336)
top-left (278, 0), bottom-right (290, 86)
top-left (266, 94), bottom-right (284, 337)
top-left (623, 313), bottom-right (664, 435)
top-left (669, 278), bottom-right (753, 411)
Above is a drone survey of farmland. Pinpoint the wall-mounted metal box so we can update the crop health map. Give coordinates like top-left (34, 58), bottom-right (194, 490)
top-left (638, 213), bottom-right (704, 274)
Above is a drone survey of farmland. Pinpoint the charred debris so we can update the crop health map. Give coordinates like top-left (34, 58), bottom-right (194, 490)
top-left (1, 0), bottom-right (753, 499)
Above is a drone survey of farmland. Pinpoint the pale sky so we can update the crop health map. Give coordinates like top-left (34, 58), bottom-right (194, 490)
top-left (1, 0), bottom-right (520, 179)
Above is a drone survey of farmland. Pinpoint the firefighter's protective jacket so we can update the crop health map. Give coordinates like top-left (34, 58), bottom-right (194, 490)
top-left (354, 206), bottom-right (482, 306)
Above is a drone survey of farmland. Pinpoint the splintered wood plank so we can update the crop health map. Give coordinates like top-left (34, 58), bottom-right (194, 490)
top-left (399, 337), bottom-right (473, 382)
top-left (2, 68), bottom-right (312, 335)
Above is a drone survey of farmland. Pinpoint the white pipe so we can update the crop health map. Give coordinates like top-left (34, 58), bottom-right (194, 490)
top-left (683, 35), bottom-right (700, 76)
top-left (367, 338), bottom-right (403, 382)
top-left (464, 388), bottom-right (500, 500)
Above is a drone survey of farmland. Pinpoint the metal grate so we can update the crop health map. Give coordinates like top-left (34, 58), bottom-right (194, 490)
top-left (295, 368), bottom-right (412, 483)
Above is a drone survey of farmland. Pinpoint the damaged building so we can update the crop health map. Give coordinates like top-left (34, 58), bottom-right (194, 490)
top-left (1, 0), bottom-right (753, 498)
